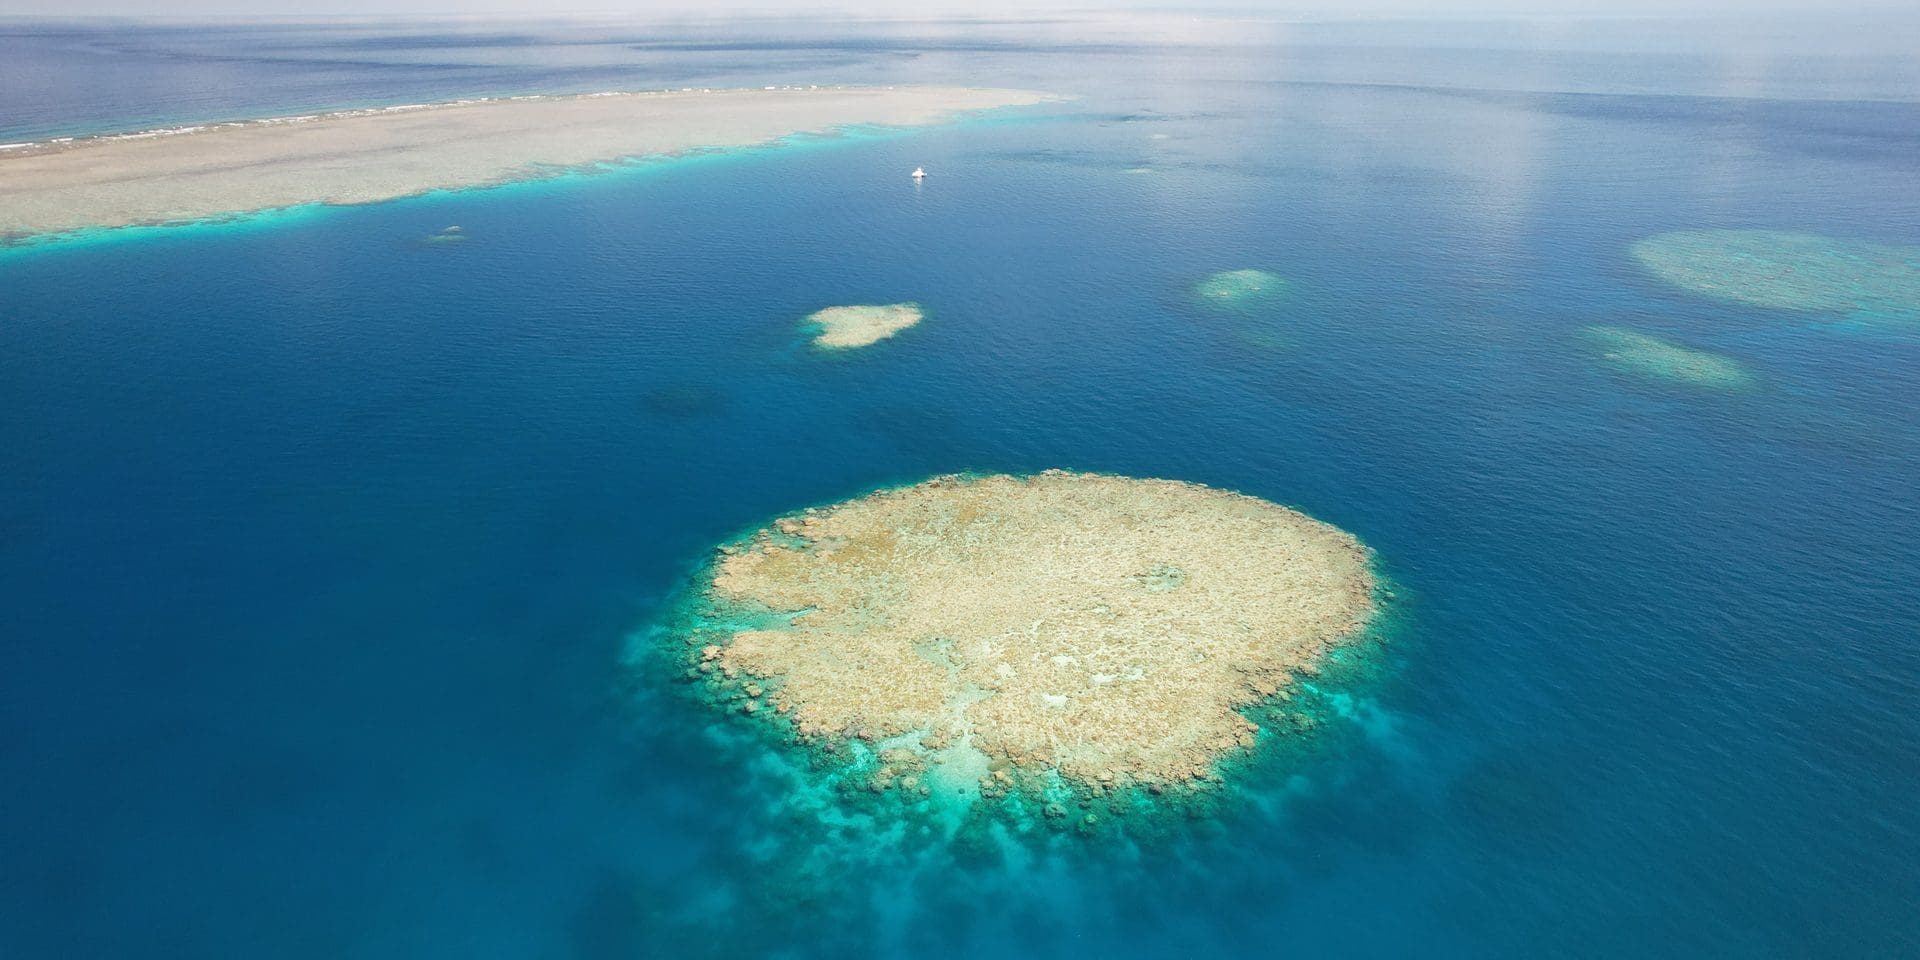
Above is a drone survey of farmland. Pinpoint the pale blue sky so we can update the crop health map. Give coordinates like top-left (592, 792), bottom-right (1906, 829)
top-left (0, 1), bottom-right (1911, 17)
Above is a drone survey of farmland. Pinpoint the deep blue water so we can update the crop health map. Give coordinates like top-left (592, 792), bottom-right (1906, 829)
top-left (3, 16), bottom-right (1919, 960)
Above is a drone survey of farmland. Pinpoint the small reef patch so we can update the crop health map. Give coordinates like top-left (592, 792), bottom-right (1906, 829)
top-left (420, 224), bottom-right (466, 244)
top-left (660, 470), bottom-right (1378, 828)
top-left (1631, 229), bottom-right (1920, 321)
top-left (1194, 269), bottom-right (1288, 307)
top-left (1580, 325), bottom-right (1756, 390)
top-left (804, 303), bottom-right (923, 349)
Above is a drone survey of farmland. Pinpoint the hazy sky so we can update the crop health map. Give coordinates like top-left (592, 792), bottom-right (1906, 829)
top-left (0, 0), bottom-right (1910, 18)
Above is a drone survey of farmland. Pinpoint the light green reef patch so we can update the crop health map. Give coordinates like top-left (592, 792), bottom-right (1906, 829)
top-left (1631, 230), bottom-right (1920, 319)
top-left (1194, 269), bottom-right (1288, 307)
top-left (1581, 325), bottom-right (1756, 390)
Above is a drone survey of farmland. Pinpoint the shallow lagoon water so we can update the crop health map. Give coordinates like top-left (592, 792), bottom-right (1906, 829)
top-left (3, 17), bottom-right (1920, 960)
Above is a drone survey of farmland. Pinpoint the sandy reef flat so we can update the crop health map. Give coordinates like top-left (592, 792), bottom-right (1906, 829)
top-left (683, 471), bottom-right (1377, 793)
top-left (0, 86), bottom-right (1052, 240)
top-left (806, 303), bottom-right (924, 349)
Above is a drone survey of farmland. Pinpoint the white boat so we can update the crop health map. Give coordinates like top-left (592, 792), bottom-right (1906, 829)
top-left (911, 167), bottom-right (926, 180)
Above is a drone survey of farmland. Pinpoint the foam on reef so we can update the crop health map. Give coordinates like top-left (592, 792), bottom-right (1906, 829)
top-left (1580, 325), bottom-right (1757, 390)
top-left (666, 471), bottom-right (1378, 818)
top-left (1631, 230), bottom-right (1920, 319)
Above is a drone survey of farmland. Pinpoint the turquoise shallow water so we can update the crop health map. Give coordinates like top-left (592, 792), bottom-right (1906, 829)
top-left (3, 17), bottom-right (1919, 959)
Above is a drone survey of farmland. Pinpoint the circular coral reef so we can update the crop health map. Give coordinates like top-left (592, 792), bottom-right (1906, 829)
top-left (671, 471), bottom-right (1377, 802)
top-left (1631, 230), bottom-right (1920, 317)
top-left (805, 303), bottom-right (923, 349)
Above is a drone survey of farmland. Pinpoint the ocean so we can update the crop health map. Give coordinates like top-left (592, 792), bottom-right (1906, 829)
top-left (2, 15), bottom-right (1918, 959)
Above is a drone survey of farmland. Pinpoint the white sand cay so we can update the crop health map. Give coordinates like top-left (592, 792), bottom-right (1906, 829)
top-left (0, 86), bottom-right (1054, 240)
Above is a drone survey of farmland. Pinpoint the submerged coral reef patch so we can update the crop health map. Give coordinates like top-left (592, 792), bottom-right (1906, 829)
top-left (667, 471), bottom-right (1377, 806)
top-left (1194, 269), bottom-right (1288, 307)
top-left (1580, 325), bottom-right (1756, 390)
top-left (804, 303), bottom-right (924, 349)
top-left (1631, 230), bottom-right (1920, 318)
